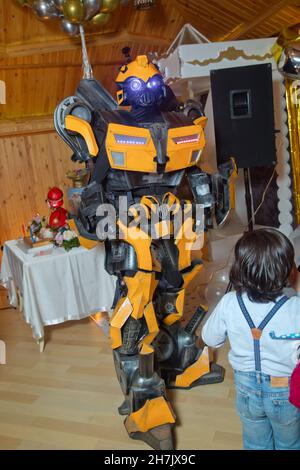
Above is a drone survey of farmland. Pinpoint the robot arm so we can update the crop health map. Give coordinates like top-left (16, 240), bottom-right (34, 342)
top-left (54, 95), bottom-right (97, 163)
top-left (187, 157), bottom-right (237, 229)
top-left (54, 77), bottom-right (119, 239)
top-left (187, 168), bottom-right (215, 230)
top-left (54, 77), bottom-right (117, 163)
top-left (74, 181), bottom-right (106, 241)
top-left (212, 158), bottom-right (237, 226)
top-left (54, 96), bottom-right (104, 240)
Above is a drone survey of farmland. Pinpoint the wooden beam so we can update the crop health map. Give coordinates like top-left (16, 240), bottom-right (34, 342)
top-left (0, 60), bottom-right (121, 70)
top-left (0, 115), bottom-right (55, 138)
top-left (0, 31), bottom-right (169, 59)
top-left (217, 0), bottom-right (293, 41)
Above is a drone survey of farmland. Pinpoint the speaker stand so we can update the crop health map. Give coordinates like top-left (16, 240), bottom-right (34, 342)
top-left (243, 168), bottom-right (254, 232)
top-left (224, 167), bottom-right (254, 295)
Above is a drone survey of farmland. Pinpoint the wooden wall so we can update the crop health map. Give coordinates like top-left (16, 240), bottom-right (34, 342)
top-left (0, 117), bottom-right (72, 252)
top-left (0, 1), bottom-right (181, 119)
top-left (0, 41), bottom-right (167, 120)
top-left (1, 0), bottom-right (300, 254)
top-left (1, 1), bottom-right (300, 120)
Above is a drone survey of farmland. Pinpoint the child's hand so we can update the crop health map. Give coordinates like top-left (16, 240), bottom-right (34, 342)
top-left (290, 263), bottom-right (300, 292)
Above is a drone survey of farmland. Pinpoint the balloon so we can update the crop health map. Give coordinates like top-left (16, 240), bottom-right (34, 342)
top-left (53, 0), bottom-right (65, 11)
top-left (278, 44), bottom-right (300, 80)
top-left (83, 0), bottom-right (102, 20)
top-left (277, 23), bottom-right (300, 49)
top-left (61, 18), bottom-right (80, 35)
top-left (90, 11), bottom-right (111, 26)
top-left (33, 0), bottom-right (60, 20)
top-left (63, 0), bottom-right (86, 23)
top-left (100, 0), bottom-right (119, 13)
top-left (204, 267), bottom-right (229, 308)
top-left (272, 24), bottom-right (300, 65)
top-left (273, 24), bottom-right (300, 80)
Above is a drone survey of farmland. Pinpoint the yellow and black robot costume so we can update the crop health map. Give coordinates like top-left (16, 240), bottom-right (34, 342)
top-left (54, 54), bottom-right (236, 450)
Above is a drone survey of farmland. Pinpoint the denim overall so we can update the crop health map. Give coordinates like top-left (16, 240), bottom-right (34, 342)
top-left (234, 293), bottom-right (300, 450)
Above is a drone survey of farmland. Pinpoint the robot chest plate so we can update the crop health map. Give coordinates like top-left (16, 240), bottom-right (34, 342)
top-left (105, 123), bottom-right (205, 173)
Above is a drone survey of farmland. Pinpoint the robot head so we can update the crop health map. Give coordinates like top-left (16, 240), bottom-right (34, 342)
top-left (47, 187), bottom-right (64, 209)
top-left (116, 55), bottom-right (166, 108)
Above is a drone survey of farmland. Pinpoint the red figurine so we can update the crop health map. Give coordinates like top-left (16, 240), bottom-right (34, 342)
top-left (47, 187), bottom-right (68, 229)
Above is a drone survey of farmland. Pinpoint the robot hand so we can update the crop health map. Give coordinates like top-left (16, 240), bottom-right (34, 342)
top-left (217, 157), bottom-right (237, 180)
top-left (187, 170), bottom-right (214, 231)
top-left (73, 182), bottom-right (108, 241)
top-left (213, 158), bottom-right (237, 226)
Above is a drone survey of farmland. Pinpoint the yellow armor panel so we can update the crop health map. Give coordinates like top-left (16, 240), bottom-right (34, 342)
top-left (125, 396), bottom-right (176, 434)
top-left (65, 115), bottom-right (99, 157)
top-left (106, 124), bottom-right (157, 172)
top-left (175, 346), bottom-right (210, 388)
top-left (116, 55), bottom-right (159, 85)
top-left (106, 123), bottom-right (205, 173)
top-left (166, 124), bottom-right (205, 172)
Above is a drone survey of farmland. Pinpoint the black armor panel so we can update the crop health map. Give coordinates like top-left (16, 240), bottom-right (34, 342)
top-left (105, 241), bottom-right (138, 275)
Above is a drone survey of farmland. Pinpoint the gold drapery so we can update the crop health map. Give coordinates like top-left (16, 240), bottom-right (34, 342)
top-left (286, 79), bottom-right (300, 225)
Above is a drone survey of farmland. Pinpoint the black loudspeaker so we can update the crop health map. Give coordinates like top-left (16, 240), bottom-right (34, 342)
top-left (210, 64), bottom-right (276, 168)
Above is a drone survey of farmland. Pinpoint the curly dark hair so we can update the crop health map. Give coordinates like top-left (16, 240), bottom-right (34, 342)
top-left (229, 228), bottom-right (295, 303)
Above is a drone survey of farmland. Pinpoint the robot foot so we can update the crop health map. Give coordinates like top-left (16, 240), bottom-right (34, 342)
top-left (125, 422), bottom-right (174, 450)
top-left (189, 362), bottom-right (225, 388)
top-left (168, 363), bottom-right (225, 390)
top-left (118, 399), bottom-right (130, 416)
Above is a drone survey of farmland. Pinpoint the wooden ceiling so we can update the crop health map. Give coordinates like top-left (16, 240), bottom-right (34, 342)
top-left (0, 0), bottom-right (300, 118)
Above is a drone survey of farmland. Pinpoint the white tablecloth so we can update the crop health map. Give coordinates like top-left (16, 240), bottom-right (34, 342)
top-left (0, 240), bottom-right (116, 339)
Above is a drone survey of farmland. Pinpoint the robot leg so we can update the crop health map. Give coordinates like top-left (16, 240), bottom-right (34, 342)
top-left (110, 271), bottom-right (175, 450)
top-left (155, 262), bottom-right (225, 389)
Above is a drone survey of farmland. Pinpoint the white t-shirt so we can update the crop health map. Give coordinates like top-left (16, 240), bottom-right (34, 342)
top-left (201, 291), bottom-right (300, 377)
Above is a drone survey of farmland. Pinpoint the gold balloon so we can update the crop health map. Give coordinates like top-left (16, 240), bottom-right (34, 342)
top-left (63, 0), bottom-right (86, 23)
top-left (272, 24), bottom-right (300, 64)
top-left (100, 0), bottom-right (120, 13)
top-left (90, 11), bottom-right (111, 26)
top-left (277, 23), bottom-right (300, 48)
top-left (286, 80), bottom-right (300, 225)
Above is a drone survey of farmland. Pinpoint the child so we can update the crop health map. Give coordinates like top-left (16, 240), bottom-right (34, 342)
top-left (202, 228), bottom-right (300, 450)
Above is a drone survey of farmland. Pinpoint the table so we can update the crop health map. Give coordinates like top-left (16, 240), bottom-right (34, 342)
top-left (0, 240), bottom-right (116, 350)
